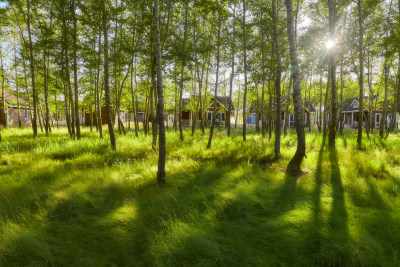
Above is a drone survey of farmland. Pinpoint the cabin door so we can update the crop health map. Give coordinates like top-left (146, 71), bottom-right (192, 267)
top-left (375, 114), bottom-right (380, 128)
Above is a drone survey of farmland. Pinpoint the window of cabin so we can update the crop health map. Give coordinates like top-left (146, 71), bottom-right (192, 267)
top-left (221, 112), bottom-right (225, 121)
top-left (376, 114), bottom-right (380, 123)
top-left (24, 109), bottom-right (28, 120)
top-left (208, 112), bottom-right (212, 121)
top-left (355, 113), bottom-right (359, 121)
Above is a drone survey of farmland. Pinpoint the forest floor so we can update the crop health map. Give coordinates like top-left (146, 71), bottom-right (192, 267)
top-left (0, 127), bottom-right (399, 266)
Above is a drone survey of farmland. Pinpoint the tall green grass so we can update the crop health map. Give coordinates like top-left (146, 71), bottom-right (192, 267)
top-left (0, 127), bottom-right (399, 266)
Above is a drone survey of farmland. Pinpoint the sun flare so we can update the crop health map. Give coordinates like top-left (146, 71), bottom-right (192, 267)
top-left (326, 40), bottom-right (335, 49)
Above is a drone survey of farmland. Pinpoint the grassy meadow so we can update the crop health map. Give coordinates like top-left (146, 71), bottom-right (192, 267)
top-left (0, 126), bottom-right (399, 266)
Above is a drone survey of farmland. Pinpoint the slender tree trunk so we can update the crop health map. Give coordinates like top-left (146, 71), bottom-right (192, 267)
top-left (328, 0), bottom-right (337, 148)
top-left (90, 93), bottom-right (93, 132)
top-left (365, 58), bottom-right (371, 138)
top-left (151, 56), bottom-right (158, 151)
top-left (96, 23), bottom-right (103, 138)
top-left (191, 13), bottom-right (199, 136)
top-left (130, 65), bottom-right (139, 137)
top-left (54, 90), bottom-right (59, 129)
top-left (323, 67), bottom-right (330, 138)
top-left (134, 63), bottom-right (139, 135)
top-left (272, 0), bottom-right (282, 159)
top-left (43, 53), bottom-right (50, 136)
top-left (38, 103), bottom-right (44, 132)
top-left (380, 60), bottom-right (390, 138)
top-left (207, 6), bottom-right (222, 149)
top-left (191, 70), bottom-right (197, 136)
top-left (102, 0), bottom-right (116, 150)
top-left (1, 47), bottom-right (5, 128)
top-left (179, 1), bottom-right (189, 141)
top-left (242, 0), bottom-right (248, 142)
top-left (285, 0), bottom-right (306, 175)
top-left (260, 9), bottom-right (266, 138)
top-left (203, 53), bottom-right (212, 131)
top-left (22, 60), bottom-right (33, 125)
top-left (235, 83), bottom-right (240, 128)
top-left (13, 29), bottom-right (22, 128)
top-left (153, 0), bottom-right (166, 184)
top-left (387, 3), bottom-right (400, 136)
top-left (309, 72), bottom-right (312, 133)
top-left (284, 78), bottom-right (292, 136)
top-left (66, 48), bottom-right (75, 137)
top-left (27, 0), bottom-right (38, 136)
top-left (61, 1), bottom-right (74, 137)
top-left (228, 6), bottom-right (236, 137)
top-left (357, 0), bottom-right (364, 146)
top-left (72, 0), bottom-right (80, 139)
top-left (173, 62), bottom-right (177, 131)
top-left (339, 60), bottom-right (345, 134)
top-left (143, 87), bottom-right (148, 135)
top-left (318, 76), bottom-right (322, 133)
top-left (255, 83), bottom-right (260, 133)
top-left (268, 78), bottom-right (273, 139)
top-left (197, 54), bottom-right (205, 136)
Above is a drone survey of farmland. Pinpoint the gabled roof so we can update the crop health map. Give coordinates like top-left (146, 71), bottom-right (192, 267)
top-left (304, 101), bottom-right (316, 113)
top-left (214, 96), bottom-right (233, 108)
top-left (182, 98), bottom-right (191, 107)
top-left (0, 89), bottom-right (29, 105)
top-left (183, 96), bottom-right (234, 111)
top-left (342, 95), bottom-right (379, 112)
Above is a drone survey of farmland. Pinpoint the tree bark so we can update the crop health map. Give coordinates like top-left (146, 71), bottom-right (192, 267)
top-left (173, 62), bottom-right (177, 131)
top-left (357, 0), bottom-right (364, 146)
top-left (13, 29), bottom-right (22, 128)
top-left (151, 56), bottom-right (158, 151)
top-left (102, 0), bottom-right (116, 150)
top-left (272, 0), bottom-right (282, 159)
top-left (339, 60), bottom-right (344, 134)
top-left (268, 78), bottom-right (273, 139)
top-left (387, 1), bottom-right (400, 136)
top-left (207, 5), bottom-right (222, 149)
top-left (153, 0), bottom-right (166, 184)
top-left (380, 59), bottom-right (391, 138)
top-left (242, 0), bottom-right (248, 142)
top-left (228, 6), bottom-right (236, 137)
top-left (179, 1), bottom-right (189, 141)
top-left (260, 10), bottom-right (266, 138)
top-left (1, 47), bottom-right (5, 128)
top-left (130, 62), bottom-right (139, 137)
top-left (72, 0), bottom-right (80, 139)
top-left (284, 78), bottom-right (292, 136)
top-left (328, 0), bottom-right (337, 148)
top-left (27, 0), bottom-right (38, 137)
top-left (323, 67), bottom-right (330, 138)
top-left (96, 22), bottom-right (103, 138)
top-left (235, 83), bottom-right (240, 128)
top-left (43, 53), bottom-right (50, 136)
top-left (285, 0), bottom-right (306, 175)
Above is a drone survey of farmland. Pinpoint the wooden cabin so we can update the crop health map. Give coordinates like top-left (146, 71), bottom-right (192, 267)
top-left (0, 89), bottom-right (31, 127)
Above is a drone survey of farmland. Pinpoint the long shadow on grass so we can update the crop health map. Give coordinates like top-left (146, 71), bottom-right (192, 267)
top-left (358, 174), bottom-right (400, 266)
top-left (326, 148), bottom-right (351, 265)
top-left (0, 162), bottom-right (234, 266)
top-left (303, 138), bottom-right (326, 265)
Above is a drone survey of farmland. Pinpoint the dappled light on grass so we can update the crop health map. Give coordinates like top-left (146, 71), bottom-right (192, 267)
top-left (0, 127), bottom-right (400, 265)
